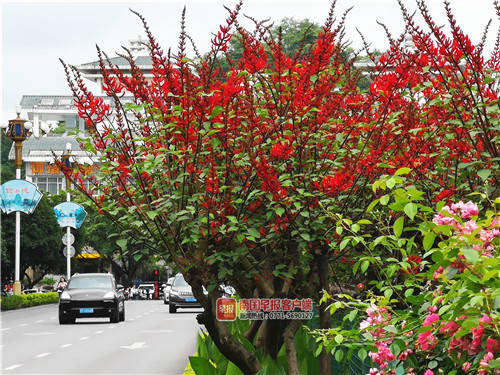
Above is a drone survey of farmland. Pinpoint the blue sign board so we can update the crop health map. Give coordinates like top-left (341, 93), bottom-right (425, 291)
top-left (53, 202), bottom-right (87, 229)
top-left (0, 180), bottom-right (42, 214)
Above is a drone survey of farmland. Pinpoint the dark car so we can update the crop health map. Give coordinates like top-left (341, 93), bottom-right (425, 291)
top-left (168, 274), bottom-right (203, 313)
top-left (58, 273), bottom-right (125, 324)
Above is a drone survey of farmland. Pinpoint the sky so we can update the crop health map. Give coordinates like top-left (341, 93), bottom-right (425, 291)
top-left (1, 0), bottom-right (498, 124)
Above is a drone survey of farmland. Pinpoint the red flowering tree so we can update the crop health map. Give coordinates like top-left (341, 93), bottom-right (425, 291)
top-left (60, 1), bottom-right (498, 373)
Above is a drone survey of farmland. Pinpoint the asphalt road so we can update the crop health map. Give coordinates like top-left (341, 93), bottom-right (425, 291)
top-left (1, 300), bottom-right (203, 374)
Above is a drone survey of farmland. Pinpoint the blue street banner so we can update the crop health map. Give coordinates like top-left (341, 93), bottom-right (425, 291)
top-left (53, 202), bottom-right (87, 229)
top-left (0, 179), bottom-right (43, 214)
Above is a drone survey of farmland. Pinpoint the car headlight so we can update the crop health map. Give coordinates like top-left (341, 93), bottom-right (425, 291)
top-left (103, 291), bottom-right (115, 301)
top-left (60, 291), bottom-right (71, 300)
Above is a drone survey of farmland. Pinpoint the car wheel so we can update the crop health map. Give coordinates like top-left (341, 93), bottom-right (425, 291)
top-left (59, 312), bottom-right (73, 324)
top-left (110, 304), bottom-right (120, 323)
top-left (169, 303), bottom-right (176, 314)
top-left (119, 303), bottom-right (125, 321)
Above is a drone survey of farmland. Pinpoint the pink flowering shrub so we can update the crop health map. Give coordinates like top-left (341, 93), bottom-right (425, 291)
top-left (313, 177), bottom-right (499, 375)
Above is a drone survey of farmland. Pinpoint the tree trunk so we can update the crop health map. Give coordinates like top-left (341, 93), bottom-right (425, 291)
top-left (283, 320), bottom-right (303, 375)
top-left (199, 293), bottom-right (262, 375)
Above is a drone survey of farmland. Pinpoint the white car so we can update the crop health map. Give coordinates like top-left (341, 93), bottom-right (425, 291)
top-left (138, 284), bottom-right (155, 300)
top-left (163, 278), bottom-right (174, 304)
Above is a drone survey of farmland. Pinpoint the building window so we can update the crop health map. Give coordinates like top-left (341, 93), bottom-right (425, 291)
top-left (33, 176), bottom-right (64, 194)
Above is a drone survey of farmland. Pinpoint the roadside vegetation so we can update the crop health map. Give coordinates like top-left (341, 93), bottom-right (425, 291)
top-left (1, 292), bottom-right (59, 311)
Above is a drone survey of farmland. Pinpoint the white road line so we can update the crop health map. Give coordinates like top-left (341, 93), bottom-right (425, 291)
top-left (60, 344), bottom-right (72, 348)
top-left (35, 320), bottom-right (44, 323)
top-left (24, 332), bottom-right (55, 336)
top-left (4, 364), bottom-right (22, 371)
top-left (95, 330), bottom-right (103, 334)
top-left (0, 328), bottom-right (10, 332)
top-left (108, 325), bottom-right (117, 329)
top-left (36, 352), bottom-right (50, 358)
top-left (79, 336), bottom-right (89, 341)
top-left (129, 318), bottom-right (135, 321)
top-left (18, 323), bottom-right (28, 327)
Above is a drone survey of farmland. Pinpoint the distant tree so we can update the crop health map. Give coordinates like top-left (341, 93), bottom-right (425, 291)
top-left (1, 194), bottom-right (65, 287)
top-left (1, 134), bottom-right (15, 183)
top-left (74, 197), bottom-right (152, 285)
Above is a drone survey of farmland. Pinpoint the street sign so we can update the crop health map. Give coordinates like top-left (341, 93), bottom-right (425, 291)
top-left (0, 179), bottom-right (42, 214)
top-left (53, 202), bottom-right (87, 229)
top-left (62, 233), bottom-right (75, 246)
top-left (63, 246), bottom-right (75, 257)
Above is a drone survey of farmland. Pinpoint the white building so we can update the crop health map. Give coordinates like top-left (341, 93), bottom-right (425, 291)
top-left (9, 38), bottom-right (153, 195)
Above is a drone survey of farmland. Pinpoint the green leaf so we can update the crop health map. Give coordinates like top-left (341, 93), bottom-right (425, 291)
top-left (276, 207), bottom-right (285, 217)
top-left (358, 348), bottom-right (367, 361)
top-left (300, 233), bottom-right (311, 242)
top-left (393, 217), bottom-right (404, 238)
top-left (462, 247), bottom-right (479, 264)
top-left (477, 169), bottom-right (491, 181)
top-left (428, 360), bottom-right (438, 369)
top-left (146, 211), bottom-right (159, 220)
top-left (189, 356), bottom-right (216, 375)
top-left (247, 228), bottom-right (261, 239)
top-left (334, 334), bottom-right (343, 344)
top-left (116, 239), bottom-right (127, 250)
top-left (423, 232), bottom-right (436, 251)
top-left (394, 167), bottom-right (411, 176)
top-left (404, 203), bottom-right (418, 220)
top-left (225, 361), bottom-right (244, 375)
top-left (334, 348), bottom-right (344, 362)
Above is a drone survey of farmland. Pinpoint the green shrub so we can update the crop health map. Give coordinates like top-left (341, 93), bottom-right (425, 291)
top-left (39, 277), bottom-right (57, 286)
top-left (0, 292), bottom-right (59, 310)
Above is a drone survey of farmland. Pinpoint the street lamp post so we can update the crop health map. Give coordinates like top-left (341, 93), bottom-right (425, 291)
top-left (61, 143), bottom-right (73, 281)
top-left (4, 106), bottom-right (32, 295)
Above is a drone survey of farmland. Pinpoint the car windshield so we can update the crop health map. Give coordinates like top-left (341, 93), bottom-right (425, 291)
top-left (173, 276), bottom-right (189, 287)
top-left (68, 276), bottom-right (113, 289)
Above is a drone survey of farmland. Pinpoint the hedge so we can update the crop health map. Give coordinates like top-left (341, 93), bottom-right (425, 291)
top-left (0, 292), bottom-right (59, 310)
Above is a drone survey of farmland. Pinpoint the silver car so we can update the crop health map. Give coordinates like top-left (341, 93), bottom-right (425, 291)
top-left (163, 277), bottom-right (174, 304)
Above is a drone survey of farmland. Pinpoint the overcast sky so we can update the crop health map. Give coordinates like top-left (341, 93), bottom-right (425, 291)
top-left (1, 0), bottom-right (498, 123)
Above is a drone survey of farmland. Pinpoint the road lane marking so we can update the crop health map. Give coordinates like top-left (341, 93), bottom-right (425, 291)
top-left (18, 323), bottom-right (28, 327)
top-left (108, 325), bottom-right (117, 329)
top-left (35, 320), bottom-right (44, 323)
top-left (128, 318), bottom-right (135, 321)
top-left (95, 330), bottom-right (103, 334)
top-left (4, 364), bottom-right (22, 371)
top-left (120, 342), bottom-right (147, 350)
top-left (24, 332), bottom-right (55, 336)
top-left (79, 336), bottom-right (89, 341)
top-left (36, 352), bottom-right (50, 358)
top-left (0, 328), bottom-right (10, 332)
top-left (141, 329), bottom-right (174, 334)
top-left (60, 344), bottom-right (72, 348)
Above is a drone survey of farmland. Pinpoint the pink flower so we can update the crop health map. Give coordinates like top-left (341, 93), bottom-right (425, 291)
top-left (480, 314), bottom-right (492, 324)
top-left (432, 213), bottom-right (459, 227)
top-left (424, 370), bottom-right (434, 375)
top-left (440, 321), bottom-right (459, 336)
top-left (417, 331), bottom-right (437, 351)
top-left (478, 351), bottom-right (494, 375)
top-left (423, 313), bottom-right (440, 326)
top-left (368, 342), bottom-right (395, 369)
top-left (451, 201), bottom-right (479, 219)
top-left (462, 220), bottom-right (478, 234)
top-left (427, 305), bottom-right (438, 313)
top-left (462, 362), bottom-right (471, 371)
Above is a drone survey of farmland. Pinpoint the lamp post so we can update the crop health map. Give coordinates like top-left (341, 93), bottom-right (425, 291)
top-left (4, 106), bottom-right (32, 295)
top-left (61, 143), bottom-right (73, 280)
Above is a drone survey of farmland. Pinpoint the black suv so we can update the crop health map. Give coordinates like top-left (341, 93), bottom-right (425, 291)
top-left (58, 273), bottom-right (125, 324)
top-left (168, 273), bottom-right (203, 313)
